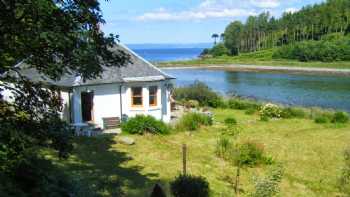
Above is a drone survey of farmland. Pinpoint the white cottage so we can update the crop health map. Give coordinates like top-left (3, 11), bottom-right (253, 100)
top-left (15, 44), bottom-right (175, 129)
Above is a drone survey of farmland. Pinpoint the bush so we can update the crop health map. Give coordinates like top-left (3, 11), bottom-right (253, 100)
top-left (228, 98), bottom-right (261, 110)
top-left (259, 103), bottom-right (282, 119)
top-left (280, 107), bottom-right (306, 119)
top-left (121, 115), bottom-right (169, 135)
top-left (252, 164), bottom-right (284, 197)
top-left (209, 43), bottom-right (229, 57)
top-left (215, 136), bottom-right (232, 160)
top-left (332, 112), bottom-right (349, 124)
top-left (314, 116), bottom-right (330, 124)
top-left (174, 81), bottom-right (221, 107)
top-left (170, 174), bottom-right (210, 197)
top-left (224, 117), bottom-right (237, 126)
top-left (176, 113), bottom-right (213, 131)
top-left (233, 141), bottom-right (272, 167)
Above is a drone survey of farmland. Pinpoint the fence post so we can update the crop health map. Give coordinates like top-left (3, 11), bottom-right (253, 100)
top-left (182, 144), bottom-right (187, 175)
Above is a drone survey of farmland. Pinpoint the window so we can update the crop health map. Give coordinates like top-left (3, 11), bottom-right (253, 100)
top-left (131, 87), bottom-right (143, 107)
top-left (149, 86), bottom-right (158, 106)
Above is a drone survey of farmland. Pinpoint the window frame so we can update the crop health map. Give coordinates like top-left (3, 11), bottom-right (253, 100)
top-left (131, 87), bottom-right (143, 107)
top-left (148, 86), bottom-right (158, 107)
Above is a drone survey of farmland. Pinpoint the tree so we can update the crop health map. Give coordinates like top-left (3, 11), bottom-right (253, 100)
top-left (211, 33), bottom-right (219, 45)
top-left (224, 21), bottom-right (244, 55)
top-left (0, 0), bottom-right (130, 195)
top-left (221, 0), bottom-right (350, 56)
top-left (220, 33), bottom-right (225, 42)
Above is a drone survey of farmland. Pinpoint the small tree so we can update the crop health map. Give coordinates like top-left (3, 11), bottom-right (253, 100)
top-left (211, 33), bottom-right (219, 45)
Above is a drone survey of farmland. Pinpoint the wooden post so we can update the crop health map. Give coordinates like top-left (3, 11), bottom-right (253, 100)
top-left (234, 163), bottom-right (240, 197)
top-left (182, 144), bottom-right (187, 175)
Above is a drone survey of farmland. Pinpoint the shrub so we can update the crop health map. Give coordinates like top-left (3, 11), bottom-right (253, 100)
top-left (245, 108), bottom-right (257, 115)
top-left (314, 116), bottom-right (330, 124)
top-left (260, 103), bottom-right (282, 119)
top-left (121, 115), bottom-right (169, 135)
top-left (332, 112), bottom-right (349, 124)
top-left (209, 43), bottom-right (229, 57)
top-left (176, 113), bottom-right (213, 131)
top-left (174, 81), bottom-right (221, 107)
top-left (233, 141), bottom-right (271, 167)
top-left (252, 164), bottom-right (284, 197)
top-left (280, 107), bottom-right (306, 119)
top-left (170, 174), bottom-right (210, 197)
top-left (224, 117), bottom-right (237, 126)
top-left (215, 136), bottom-right (232, 160)
top-left (228, 98), bottom-right (261, 110)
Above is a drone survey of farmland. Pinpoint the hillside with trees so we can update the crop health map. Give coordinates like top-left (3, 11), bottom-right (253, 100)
top-left (210, 0), bottom-right (350, 63)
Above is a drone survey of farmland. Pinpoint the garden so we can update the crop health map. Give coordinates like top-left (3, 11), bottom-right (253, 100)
top-left (47, 82), bottom-right (350, 196)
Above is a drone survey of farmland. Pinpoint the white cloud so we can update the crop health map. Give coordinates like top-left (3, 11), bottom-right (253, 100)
top-left (285, 7), bottom-right (299, 13)
top-left (135, 0), bottom-right (297, 22)
top-left (249, 0), bottom-right (281, 8)
top-left (136, 8), bottom-right (256, 22)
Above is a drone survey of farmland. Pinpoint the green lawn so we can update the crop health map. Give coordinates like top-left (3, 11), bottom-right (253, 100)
top-left (48, 109), bottom-right (350, 196)
top-left (158, 49), bottom-right (350, 69)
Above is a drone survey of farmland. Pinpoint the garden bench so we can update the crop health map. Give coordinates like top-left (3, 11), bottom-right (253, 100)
top-left (102, 117), bottom-right (121, 130)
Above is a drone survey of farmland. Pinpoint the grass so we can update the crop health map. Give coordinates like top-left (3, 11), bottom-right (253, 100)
top-left (46, 109), bottom-right (350, 196)
top-left (158, 49), bottom-right (350, 69)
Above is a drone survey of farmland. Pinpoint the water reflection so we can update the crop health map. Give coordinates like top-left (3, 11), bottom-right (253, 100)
top-left (165, 68), bottom-right (350, 111)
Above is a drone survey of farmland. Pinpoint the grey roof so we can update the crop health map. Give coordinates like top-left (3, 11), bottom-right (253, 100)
top-left (14, 44), bottom-right (175, 88)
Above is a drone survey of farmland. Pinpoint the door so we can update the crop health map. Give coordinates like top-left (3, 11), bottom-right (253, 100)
top-left (81, 91), bottom-right (94, 122)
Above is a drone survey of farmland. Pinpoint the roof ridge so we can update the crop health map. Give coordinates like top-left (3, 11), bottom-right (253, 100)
top-left (118, 43), bottom-right (175, 79)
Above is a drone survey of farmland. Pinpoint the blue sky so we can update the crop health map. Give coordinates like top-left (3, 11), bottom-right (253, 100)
top-left (99, 0), bottom-right (325, 44)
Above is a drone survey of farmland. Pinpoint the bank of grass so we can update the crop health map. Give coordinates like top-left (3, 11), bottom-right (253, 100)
top-left (159, 49), bottom-right (350, 69)
top-left (46, 108), bottom-right (350, 196)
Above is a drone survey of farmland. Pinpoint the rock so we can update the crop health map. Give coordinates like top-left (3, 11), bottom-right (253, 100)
top-left (118, 137), bottom-right (135, 145)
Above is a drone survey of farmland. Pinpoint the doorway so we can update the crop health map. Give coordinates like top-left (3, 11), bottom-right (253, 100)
top-left (81, 91), bottom-right (94, 122)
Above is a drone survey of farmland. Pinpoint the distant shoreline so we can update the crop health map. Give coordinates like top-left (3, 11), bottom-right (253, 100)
top-left (160, 64), bottom-right (350, 76)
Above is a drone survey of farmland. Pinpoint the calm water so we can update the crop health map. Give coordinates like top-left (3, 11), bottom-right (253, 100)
top-left (164, 68), bottom-right (350, 111)
top-left (132, 48), bottom-right (203, 62)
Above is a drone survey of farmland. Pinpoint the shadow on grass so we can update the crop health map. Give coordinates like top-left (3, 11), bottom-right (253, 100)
top-left (61, 134), bottom-right (161, 197)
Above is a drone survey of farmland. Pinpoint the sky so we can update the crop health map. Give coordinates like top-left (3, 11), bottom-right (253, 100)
top-left (99, 0), bottom-right (326, 44)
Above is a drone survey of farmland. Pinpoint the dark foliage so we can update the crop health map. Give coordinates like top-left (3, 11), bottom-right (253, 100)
top-left (170, 174), bottom-right (210, 197)
top-left (121, 115), bottom-right (170, 135)
top-left (0, 0), bottom-right (130, 195)
top-left (151, 184), bottom-right (167, 197)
